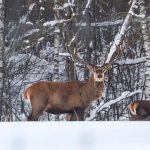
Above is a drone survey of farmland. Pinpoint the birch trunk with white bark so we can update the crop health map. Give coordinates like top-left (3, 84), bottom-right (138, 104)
top-left (0, 0), bottom-right (4, 120)
top-left (139, 0), bottom-right (150, 100)
top-left (53, 0), bottom-right (61, 120)
top-left (53, 0), bottom-right (60, 82)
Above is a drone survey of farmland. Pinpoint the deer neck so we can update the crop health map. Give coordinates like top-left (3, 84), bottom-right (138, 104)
top-left (88, 73), bottom-right (104, 98)
top-left (90, 74), bottom-right (104, 100)
top-left (78, 73), bottom-right (104, 108)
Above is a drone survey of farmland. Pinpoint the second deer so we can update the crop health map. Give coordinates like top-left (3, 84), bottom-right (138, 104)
top-left (128, 100), bottom-right (150, 121)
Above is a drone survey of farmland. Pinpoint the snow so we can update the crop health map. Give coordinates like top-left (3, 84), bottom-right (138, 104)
top-left (43, 19), bottom-right (72, 27)
top-left (24, 40), bottom-right (29, 43)
top-left (43, 20), bottom-right (58, 27)
top-left (26, 21), bottom-right (33, 25)
top-left (19, 15), bottom-right (27, 24)
top-left (97, 90), bottom-right (142, 111)
top-left (86, 90), bottom-right (142, 121)
top-left (29, 3), bottom-right (36, 12)
top-left (83, 0), bottom-right (92, 15)
top-left (89, 41), bottom-right (93, 48)
top-left (59, 52), bottom-right (71, 57)
top-left (63, 3), bottom-right (75, 8)
top-left (9, 53), bottom-right (52, 86)
top-left (53, 3), bottom-right (75, 10)
top-left (23, 29), bottom-right (40, 38)
top-left (0, 122), bottom-right (150, 150)
top-left (40, 7), bottom-right (45, 11)
top-left (117, 57), bottom-right (146, 65)
top-left (38, 37), bottom-right (44, 42)
top-left (76, 19), bottom-right (123, 27)
top-left (53, 29), bottom-right (60, 33)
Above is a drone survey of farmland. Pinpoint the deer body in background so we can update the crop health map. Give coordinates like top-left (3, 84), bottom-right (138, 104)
top-left (128, 100), bottom-right (150, 121)
top-left (23, 45), bottom-right (122, 121)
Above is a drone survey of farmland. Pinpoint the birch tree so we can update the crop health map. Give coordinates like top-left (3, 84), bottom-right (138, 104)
top-left (0, 0), bottom-right (4, 120)
top-left (53, 0), bottom-right (60, 82)
top-left (139, 0), bottom-right (150, 100)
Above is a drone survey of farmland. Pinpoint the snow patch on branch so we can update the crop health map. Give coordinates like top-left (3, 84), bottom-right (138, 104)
top-left (117, 57), bottom-right (146, 65)
top-left (29, 3), bottom-right (36, 13)
top-left (38, 37), bottom-right (44, 42)
top-left (83, 0), bottom-right (92, 15)
top-left (59, 53), bottom-right (71, 57)
top-left (97, 89), bottom-right (142, 112)
top-left (24, 29), bottom-right (40, 38)
top-left (26, 21), bottom-right (33, 25)
top-left (63, 3), bottom-right (75, 8)
top-left (130, 11), bottom-right (145, 18)
top-left (76, 19), bottom-right (123, 27)
top-left (43, 18), bottom-right (72, 27)
top-left (43, 20), bottom-right (58, 27)
top-left (54, 3), bottom-right (75, 10)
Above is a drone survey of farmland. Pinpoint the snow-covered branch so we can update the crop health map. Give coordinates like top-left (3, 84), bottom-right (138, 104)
top-left (117, 57), bottom-right (146, 65)
top-left (75, 17), bottom-right (150, 27)
top-left (96, 89), bottom-right (142, 112)
top-left (59, 53), bottom-right (71, 57)
top-left (54, 3), bottom-right (75, 10)
top-left (83, 0), bottom-right (93, 15)
top-left (43, 17), bottom-right (74, 27)
top-left (106, 0), bottom-right (138, 63)
top-left (75, 19), bottom-right (124, 27)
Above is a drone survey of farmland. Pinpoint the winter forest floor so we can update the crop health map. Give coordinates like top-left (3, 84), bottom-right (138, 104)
top-left (1, 122), bottom-right (150, 150)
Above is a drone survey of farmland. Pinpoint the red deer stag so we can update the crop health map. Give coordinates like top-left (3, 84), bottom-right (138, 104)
top-left (128, 100), bottom-right (150, 121)
top-left (23, 45), bottom-right (122, 121)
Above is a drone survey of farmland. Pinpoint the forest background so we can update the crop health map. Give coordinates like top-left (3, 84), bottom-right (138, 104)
top-left (0, 0), bottom-right (150, 121)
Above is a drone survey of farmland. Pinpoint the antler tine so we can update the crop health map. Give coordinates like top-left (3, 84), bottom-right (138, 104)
top-left (68, 31), bottom-right (93, 70)
top-left (109, 44), bottom-right (123, 64)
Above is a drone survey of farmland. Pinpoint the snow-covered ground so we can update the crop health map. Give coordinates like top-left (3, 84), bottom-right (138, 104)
top-left (0, 122), bottom-right (150, 150)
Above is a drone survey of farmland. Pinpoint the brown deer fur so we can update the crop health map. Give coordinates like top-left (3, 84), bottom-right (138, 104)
top-left (23, 64), bottom-right (110, 121)
top-left (128, 100), bottom-right (150, 121)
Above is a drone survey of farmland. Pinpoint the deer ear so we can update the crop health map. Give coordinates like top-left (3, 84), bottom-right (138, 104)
top-left (87, 65), bottom-right (95, 72)
top-left (86, 64), bottom-right (95, 72)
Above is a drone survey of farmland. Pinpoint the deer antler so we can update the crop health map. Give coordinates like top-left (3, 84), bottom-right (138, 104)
top-left (68, 31), bottom-right (94, 71)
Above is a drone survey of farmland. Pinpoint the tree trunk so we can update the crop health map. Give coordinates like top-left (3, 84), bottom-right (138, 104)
top-left (53, 0), bottom-right (60, 82)
top-left (139, 0), bottom-right (150, 100)
top-left (0, 0), bottom-right (4, 120)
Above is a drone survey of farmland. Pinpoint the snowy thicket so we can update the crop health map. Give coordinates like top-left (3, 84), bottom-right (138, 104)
top-left (1, 0), bottom-right (150, 121)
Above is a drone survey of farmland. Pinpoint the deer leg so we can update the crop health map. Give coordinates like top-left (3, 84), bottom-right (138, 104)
top-left (66, 113), bottom-right (78, 121)
top-left (27, 98), bottom-right (47, 121)
top-left (27, 106), bottom-right (45, 121)
top-left (27, 112), bottom-right (36, 121)
top-left (27, 111), bottom-right (41, 121)
top-left (74, 108), bottom-right (85, 121)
